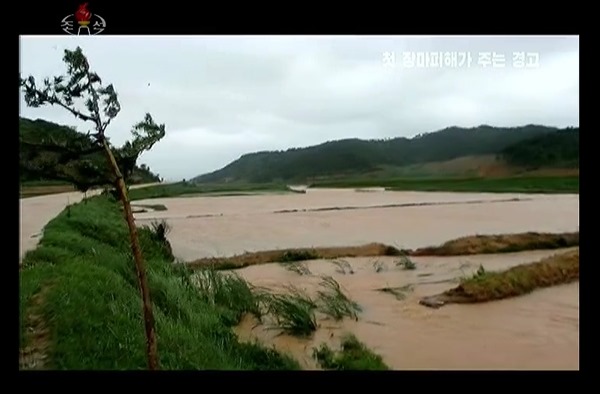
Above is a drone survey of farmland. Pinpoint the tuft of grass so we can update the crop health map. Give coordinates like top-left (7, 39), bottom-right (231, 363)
top-left (331, 259), bottom-right (354, 275)
top-left (378, 284), bottom-right (414, 301)
top-left (19, 195), bottom-right (301, 370)
top-left (313, 334), bottom-right (389, 370)
top-left (315, 276), bottom-right (361, 321)
top-left (279, 249), bottom-right (319, 262)
top-left (372, 260), bottom-right (386, 273)
top-left (283, 262), bottom-right (312, 276)
top-left (264, 288), bottom-right (318, 337)
top-left (395, 254), bottom-right (416, 270)
top-left (193, 268), bottom-right (262, 323)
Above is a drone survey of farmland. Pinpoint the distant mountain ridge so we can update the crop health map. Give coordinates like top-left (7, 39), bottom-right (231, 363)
top-left (194, 124), bottom-right (577, 183)
top-left (19, 117), bottom-right (163, 186)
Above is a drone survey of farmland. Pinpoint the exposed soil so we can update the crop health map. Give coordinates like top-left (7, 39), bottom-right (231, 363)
top-left (188, 243), bottom-right (403, 270)
top-left (410, 232), bottom-right (579, 256)
top-left (188, 231), bottom-right (579, 270)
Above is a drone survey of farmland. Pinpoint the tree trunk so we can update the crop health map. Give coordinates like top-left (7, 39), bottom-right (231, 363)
top-left (100, 138), bottom-right (159, 370)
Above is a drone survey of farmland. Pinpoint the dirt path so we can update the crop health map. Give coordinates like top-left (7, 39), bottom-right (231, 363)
top-left (19, 182), bottom-right (163, 262)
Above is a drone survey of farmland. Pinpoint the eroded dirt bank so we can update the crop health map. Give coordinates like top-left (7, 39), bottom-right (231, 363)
top-left (230, 249), bottom-right (579, 370)
top-left (134, 189), bottom-right (579, 261)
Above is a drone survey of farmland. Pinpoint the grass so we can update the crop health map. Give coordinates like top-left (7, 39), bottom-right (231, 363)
top-left (19, 195), bottom-right (301, 370)
top-left (283, 262), bottom-right (312, 276)
top-left (313, 334), bottom-right (389, 370)
top-left (128, 181), bottom-right (296, 201)
top-left (372, 260), bottom-right (386, 273)
top-left (419, 248), bottom-right (579, 307)
top-left (331, 259), bottom-right (355, 275)
top-left (310, 175), bottom-right (578, 194)
top-left (378, 284), bottom-right (414, 301)
top-left (315, 276), bottom-right (362, 321)
top-left (395, 254), bottom-right (416, 270)
top-left (264, 289), bottom-right (318, 337)
top-left (256, 277), bottom-right (361, 336)
top-left (410, 231), bottom-right (579, 256)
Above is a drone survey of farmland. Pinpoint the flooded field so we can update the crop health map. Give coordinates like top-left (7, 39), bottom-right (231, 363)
top-left (231, 250), bottom-right (579, 370)
top-left (134, 188), bottom-right (579, 370)
top-left (134, 189), bottom-right (579, 261)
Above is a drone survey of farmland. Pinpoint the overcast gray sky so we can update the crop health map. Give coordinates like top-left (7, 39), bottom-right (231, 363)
top-left (19, 35), bottom-right (579, 181)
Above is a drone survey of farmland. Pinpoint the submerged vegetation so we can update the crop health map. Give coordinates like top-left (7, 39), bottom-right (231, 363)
top-left (419, 249), bottom-right (579, 308)
top-left (313, 334), bottom-right (389, 371)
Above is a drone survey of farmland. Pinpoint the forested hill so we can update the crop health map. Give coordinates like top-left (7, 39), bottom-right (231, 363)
top-left (194, 125), bottom-right (570, 183)
top-left (500, 127), bottom-right (579, 168)
top-left (20, 117), bottom-right (162, 186)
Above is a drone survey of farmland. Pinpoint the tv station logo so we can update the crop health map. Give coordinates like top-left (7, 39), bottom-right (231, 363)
top-left (61, 3), bottom-right (106, 35)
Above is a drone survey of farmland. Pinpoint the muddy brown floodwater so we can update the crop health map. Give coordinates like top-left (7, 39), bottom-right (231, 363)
top-left (231, 250), bottom-right (579, 370)
top-left (134, 189), bottom-right (579, 370)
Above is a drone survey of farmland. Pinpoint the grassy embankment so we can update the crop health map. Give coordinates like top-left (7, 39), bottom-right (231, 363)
top-left (19, 195), bottom-right (381, 369)
top-left (128, 181), bottom-right (302, 201)
top-left (310, 175), bottom-right (579, 194)
top-left (189, 232), bottom-right (579, 270)
top-left (419, 248), bottom-right (579, 308)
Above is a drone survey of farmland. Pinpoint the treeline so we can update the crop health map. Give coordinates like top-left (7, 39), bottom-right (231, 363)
top-left (20, 117), bottom-right (162, 189)
top-left (194, 125), bottom-right (570, 183)
top-left (500, 127), bottom-right (579, 168)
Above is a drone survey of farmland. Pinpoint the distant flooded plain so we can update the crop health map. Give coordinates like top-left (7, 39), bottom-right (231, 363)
top-left (134, 188), bottom-right (579, 370)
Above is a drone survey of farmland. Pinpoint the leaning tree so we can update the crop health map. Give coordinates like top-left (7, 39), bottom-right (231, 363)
top-left (20, 46), bottom-right (165, 370)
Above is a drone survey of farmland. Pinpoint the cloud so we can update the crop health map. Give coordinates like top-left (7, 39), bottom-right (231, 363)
top-left (19, 35), bottom-right (579, 180)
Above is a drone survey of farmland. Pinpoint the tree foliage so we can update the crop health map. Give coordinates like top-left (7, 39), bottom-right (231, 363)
top-left (501, 127), bottom-right (579, 168)
top-left (20, 117), bottom-right (162, 191)
top-left (20, 45), bottom-right (165, 370)
top-left (19, 46), bottom-right (165, 191)
top-left (195, 125), bottom-right (572, 183)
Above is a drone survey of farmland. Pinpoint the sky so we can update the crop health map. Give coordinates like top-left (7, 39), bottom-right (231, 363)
top-left (19, 35), bottom-right (579, 181)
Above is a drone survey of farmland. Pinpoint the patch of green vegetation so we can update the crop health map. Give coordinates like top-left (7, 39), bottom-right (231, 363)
top-left (330, 259), bottom-right (354, 275)
top-left (313, 334), bottom-right (389, 370)
top-left (193, 125), bottom-right (569, 184)
top-left (501, 128), bottom-right (578, 168)
top-left (441, 249), bottom-right (579, 304)
top-left (395, 255), bottom-right (416, 270)
top-left (316, 276), bottom-right (362, 321)
top-left (372, 260), bottom-right (386, 273)
top-left (279, 249), bottom-right (319, 262)
top-left (312, 175), bottom-right (579, 194)
top-left (128, 181), bottom-right (293, 201)
top-left (283, 262), bottom-right (312, 276)
top-left (259, 277), bottom-right (361, 336)
top-left (20, 117), bottom-right (162, 189)
top-left (264, 288), bottom-right (318, 337)
top-left (19, 195), bottom-right (300, 370)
